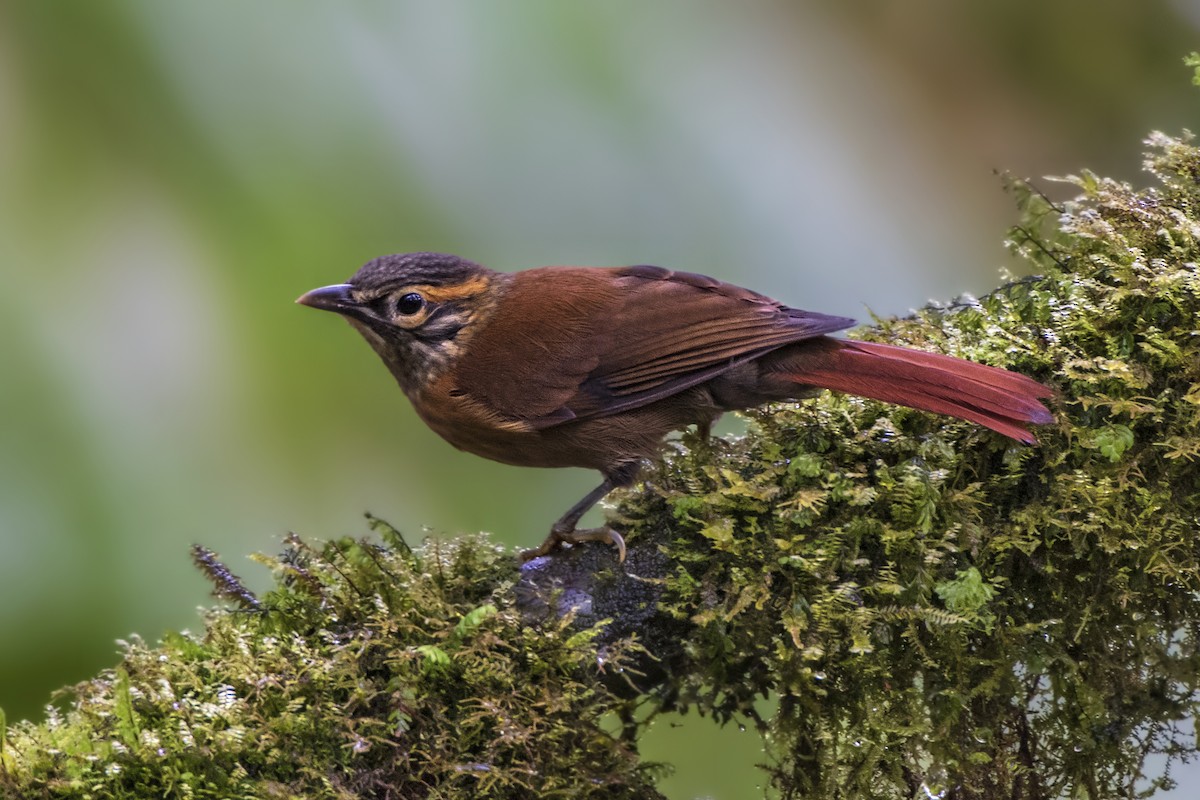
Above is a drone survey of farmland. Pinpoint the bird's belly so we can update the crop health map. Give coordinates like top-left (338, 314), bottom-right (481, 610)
top-left (413, 390), bottom-right (716, 472)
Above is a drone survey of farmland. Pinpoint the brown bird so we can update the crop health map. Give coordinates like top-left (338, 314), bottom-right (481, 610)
top-left (298, 252), bottom-right (1053, 562)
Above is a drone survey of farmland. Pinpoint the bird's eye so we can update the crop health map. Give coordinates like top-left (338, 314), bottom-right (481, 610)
top-left (395, 292), bottom-right (425, 316)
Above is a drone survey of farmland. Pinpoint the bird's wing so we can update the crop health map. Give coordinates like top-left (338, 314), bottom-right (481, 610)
top-left (451, 265), bottom-right (854, 428)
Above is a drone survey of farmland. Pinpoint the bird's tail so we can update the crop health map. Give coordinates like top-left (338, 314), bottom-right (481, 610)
top-left (768, 338), bottom-right (1054, 443)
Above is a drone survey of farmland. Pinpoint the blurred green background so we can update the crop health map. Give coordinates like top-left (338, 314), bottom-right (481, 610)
top-left (1, 2), bottom-right (1197, 797)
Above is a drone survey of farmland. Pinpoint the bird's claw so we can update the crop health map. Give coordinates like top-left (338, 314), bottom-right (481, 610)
top-left (519, 526), bottom-right (626, 563)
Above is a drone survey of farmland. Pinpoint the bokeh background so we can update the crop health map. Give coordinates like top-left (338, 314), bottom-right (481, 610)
top-left (2, 2), bottom-right (1198, 797)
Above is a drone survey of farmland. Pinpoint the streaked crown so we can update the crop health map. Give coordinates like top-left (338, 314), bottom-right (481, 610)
top-left (349, 252), bottom-right (490, 291)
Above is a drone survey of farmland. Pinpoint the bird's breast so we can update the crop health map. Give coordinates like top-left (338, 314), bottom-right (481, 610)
top-left (408, 378), bottom-right (551, 466)
top-left (409, 377), bottom-right (722, 472)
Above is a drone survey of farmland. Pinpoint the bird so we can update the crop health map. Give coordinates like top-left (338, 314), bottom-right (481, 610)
top-left (297, 252), bottom-right (1053, 562)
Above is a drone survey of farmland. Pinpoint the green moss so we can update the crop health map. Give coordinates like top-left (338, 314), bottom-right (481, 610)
top-left (621, 128), bottom-right (1200, 798)
top-left (5, 126), bottom-right (1200, 798)
top-left (1, 533), bottom-right (663, 798)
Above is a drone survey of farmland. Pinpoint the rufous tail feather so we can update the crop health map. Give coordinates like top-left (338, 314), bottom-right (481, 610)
top-left (773, 339), bottom-right (1054, 443)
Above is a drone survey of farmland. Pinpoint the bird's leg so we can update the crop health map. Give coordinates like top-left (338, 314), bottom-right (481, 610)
top-left (520, 478), bottom-right (624, 562)
top-left (521, 464), bottom-right (639, 562)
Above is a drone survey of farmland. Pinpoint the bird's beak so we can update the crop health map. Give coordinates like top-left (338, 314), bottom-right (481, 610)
top-left (296, 284), bottom-right (356, 314)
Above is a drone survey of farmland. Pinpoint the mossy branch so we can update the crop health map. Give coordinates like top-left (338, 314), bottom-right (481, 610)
top-left (5, 128), bottom-right (1200, 799)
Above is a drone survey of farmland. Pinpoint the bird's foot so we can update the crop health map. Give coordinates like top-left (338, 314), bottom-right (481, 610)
top-left (519, 526), bottom-right (626, 563)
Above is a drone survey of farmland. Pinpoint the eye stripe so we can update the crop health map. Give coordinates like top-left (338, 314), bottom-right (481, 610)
top-left (420, 276), bottom-right (491, 303)
top-left (379, 275), bottom-right (490, 306)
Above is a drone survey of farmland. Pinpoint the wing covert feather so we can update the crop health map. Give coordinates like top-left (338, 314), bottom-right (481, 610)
top-left (450, 265), bottom-right (853, 428)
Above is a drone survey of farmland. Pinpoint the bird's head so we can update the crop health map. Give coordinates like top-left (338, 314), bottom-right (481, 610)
top-left (297, 252), bottom-right (502, 395)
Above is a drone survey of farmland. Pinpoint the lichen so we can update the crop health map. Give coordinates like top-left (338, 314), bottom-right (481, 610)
top-left (5, 120), bottom-right (1200, 799)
